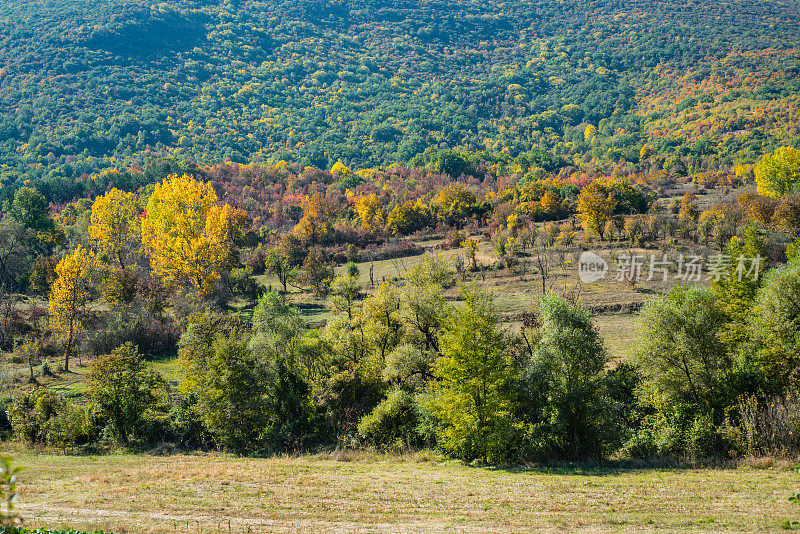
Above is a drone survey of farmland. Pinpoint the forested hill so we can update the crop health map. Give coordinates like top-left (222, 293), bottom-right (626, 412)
top-left (1, 0), bottom-right (799, 186)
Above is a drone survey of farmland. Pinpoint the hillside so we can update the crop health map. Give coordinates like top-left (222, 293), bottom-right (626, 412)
top-left (1, 0), bottom-right (799, 188)
top-left (2, 3), bottom-right (800, 528)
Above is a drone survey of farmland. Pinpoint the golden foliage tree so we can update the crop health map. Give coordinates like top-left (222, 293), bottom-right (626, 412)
top-left (353, 194), bottom-right (385, 231)
top-left (431, 184), bottom-right (476, 226)
top-left (577, 182), bottom-right (617, 240)
top-left (385, 199), bottom-right (431, 235)
top-left (141, 174), bottom-right (231, 297)
top-left (206, 203), bottom-right (251, 263)
top-left (89, 188), bottom-right (141, 269)
top-left (331, 160), bottom-right (352, 179)
top-left (539, 190), bottom-right (562, 215)
top-left (755, 146), bottom-right (800, 198)
top-left (584, 124), bottom-right (597, 143)
top-left (49, 245), bottom-right (95, 372)
top-left (460, 237), bottom-right (479, 271)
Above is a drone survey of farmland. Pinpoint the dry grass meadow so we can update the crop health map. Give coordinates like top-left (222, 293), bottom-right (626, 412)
top-left (9, 449), bottom-right (799, 533)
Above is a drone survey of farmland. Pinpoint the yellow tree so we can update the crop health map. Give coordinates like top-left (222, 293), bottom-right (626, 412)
top-left (584, 124), bottom-right (598, 143)
top-left (755, 146), bottom-right (800, 198)
top-left (353, 194), bottom-right (385, 231)
top-left (49, 245), bottom-right (95, 372)
top-left (677, 192), bottom-right (699, 240)
top-left (539, 190), bottom-right (562, 215)
top-left (577, 181), bottom-right (617, 240)
top-left (89, 188), bottom-right (141, 269)
top-left (460, 237), bottom-right (479, 270)
top-left (141, 174), bottom-right (230, 297)
top-left (431, 184), bottom-right (476, 227)
top-left (385, 199), bottom-right (430, 235)
top-left (331, 160), bottom-right (352, 180)
top-left (205, 203), bottom-right (251, 264)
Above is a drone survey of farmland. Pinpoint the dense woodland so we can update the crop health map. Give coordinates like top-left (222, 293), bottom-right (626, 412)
top-left (1, 0), bottom-right (800, 196)
top-left (0, 0), bottom-right (799, 468)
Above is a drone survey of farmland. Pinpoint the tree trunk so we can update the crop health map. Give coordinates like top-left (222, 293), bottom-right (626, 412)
top-left (64, 318), bottom-right (74, 373)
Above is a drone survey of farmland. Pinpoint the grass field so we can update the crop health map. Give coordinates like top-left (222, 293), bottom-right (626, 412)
top-left (594, 314), bottom-right (640, 362)
top-left (9, 450), bottom-right (799, 533)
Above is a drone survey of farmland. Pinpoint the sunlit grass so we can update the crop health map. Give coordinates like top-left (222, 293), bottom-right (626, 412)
top-left (8, 450), bottom-right (798, 533)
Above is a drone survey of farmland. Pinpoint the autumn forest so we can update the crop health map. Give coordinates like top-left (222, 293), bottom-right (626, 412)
top-left (1, 0), bottom-right (800, 531)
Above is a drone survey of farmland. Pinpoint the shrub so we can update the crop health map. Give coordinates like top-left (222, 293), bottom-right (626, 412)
top-left (623, 413), bottom-right (688, 459)
top-left (686, 412), bottom-right (725, 459)
top-left (6, 390), bottom-right (94, 448)
top-left (0, 396), bottom-right (12, 437)
top-left (85, 313), bottom-right (180, 358)
top-left (358, 389), bottom-right (420, 449)
top-left (47, 403), bottom-right (96, 451)
top-left (180, 321), bottom-right (274, 453)
top-left (635, 286), bottom-right (730, 418)
top-left (226, 266), bottom-right (262, 303)
top-left (317, 362), bottom-right (385, 444)
top-left (443, 230), bottom-right (465, 250)
top-left (7, 390), bottom-right (66, 445)
top-left (243, 245), bottom-right (268, 274)
top-left (85, 343), bottom-right (167, 446)
top-left (0, 455), bottom-right (22, 529)
top-left (749, 259), bottom-right (800, 390)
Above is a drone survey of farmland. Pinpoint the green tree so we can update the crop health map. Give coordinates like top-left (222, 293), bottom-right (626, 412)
top-left (362, 281), bottom-right (403, 367)
top-left (711, 226), bottom-right (767, 348)
top-left (400, 254), bottom-right (452, 356)
top-left (250, 291), bottom-right (317, 450)
top-left (297, 248), bottom-right (334, 297)
top-left (748, 257), bottom-right (800, 389)
top-left (329, 272), bottom-right (362, 319)
top-left (265, 247), bottom-right (296, 294)
top-left (86, 342), bottom-right (166, 445)
top-left (179, 317), bottom-right (274, 452)
top-left (278, 234), bottom-right (307, 267)
top-left (0, 218), bottom-right (35, 290)
top-left (10, 186), bottom-right (52, 233)
top-left (430, 289), bottom-right (517, 462)
top-left (635, 286), bottom-right (730, 416)
top-left (533, 294), bottom-right (609, 458)
top-left (250, 290), bottom-right (312, 376)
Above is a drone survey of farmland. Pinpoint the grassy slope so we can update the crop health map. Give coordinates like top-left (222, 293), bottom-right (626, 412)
top-left (10, 451), bottom-right (798, 533)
